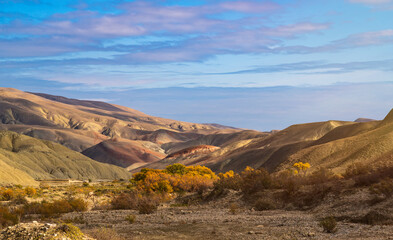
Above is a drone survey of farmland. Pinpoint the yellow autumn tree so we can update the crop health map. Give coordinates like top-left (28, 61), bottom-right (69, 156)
top-left (132, 164), bottom-right (217, 193)
top-left (293, 162), bottom-right (311, 176)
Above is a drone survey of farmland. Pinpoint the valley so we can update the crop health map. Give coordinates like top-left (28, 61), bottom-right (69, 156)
top-left (0, 88), bottom-right (393, 240)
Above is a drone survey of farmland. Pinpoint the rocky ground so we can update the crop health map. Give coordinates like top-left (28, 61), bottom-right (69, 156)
top-left (1, 185), bottom-right (392, 239)
top-left (62, 206), bottom-right (393, 240)
top-left (0, 221), bottom-right (93, 240)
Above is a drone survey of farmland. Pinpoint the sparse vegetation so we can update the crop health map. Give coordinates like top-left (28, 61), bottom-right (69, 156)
top-left (254, 198), bottom-right (276, 211)
top-left (0, 206), bottom-right (20, 228)
top-left (229, 203), bottom-right (239, 214)
top-left (24, 198), bottom-right (87, 218)
top-left (370, 178), bottom-right (393, 198)
top-left (1, 161), bottom-right (393, 238)
top-left (125, 214), bottom-right (136, 223)
top-left (319, 216), bottom-right (337, 233)
top-left (137, 195), bottom-right (159, 214)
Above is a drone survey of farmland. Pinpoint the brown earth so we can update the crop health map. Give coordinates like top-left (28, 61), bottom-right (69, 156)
top-left (58, 187), bottom-right (393, 240)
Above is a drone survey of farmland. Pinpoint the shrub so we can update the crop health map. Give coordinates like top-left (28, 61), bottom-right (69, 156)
top-left (306, 167), bottom-right (337, 185)
top-left (1, 188), bottom-right (14, 201)
top-left (369, 178), bottom-right (393, 198)
top-left (24, 198), bottom-right (88, 217)
top-left (24, 187), bottom-right (37, 197)
top-left (12, 195), bottom-right (28, 205)
top-left (361, 210), bottom-right (392, 225)
top-left (68, 198), bottom-right (88, 212)
top-left (241, 167), bottom-right (273, 195)
top-left (319, 216), bottom-right (337, 233)
top-left (296, 183), bottom-right (332, 208)
top-left (111, 192), bottom-right (137, 210)
top-left (0, 206), bottom-right (20, 228)
top-left (166, 163), bottom-right (187, 175)
top-left (137, 196), bottom-right (158, 214)
top-left (229, 203), bottom-right (239, 214)
top-left (293, 162), bottom-right (311, 176)
top-left (344, 162), bottom-right (370, 178)
top-left (354, 166), bottom-right (393, 186)
top-left (57, 223), bottom-right (85, 240)
top-left (215, 171), bottom-right (241, 191)
top-left (132, 164), bottom-right (217, 194)
top-left (125, 214), bottom-right (136, 224)
top-left (254, 198), bottom-right (276, 211)
top-left (273, 170), bottom-right (299, 196)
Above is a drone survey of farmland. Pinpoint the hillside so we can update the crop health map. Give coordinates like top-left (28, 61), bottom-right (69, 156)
top-left (0, 88), bottom-right (238, 169)
top-left (140, 120), bottom-right (354, 172)
top-left (0, 130), bottom-right (131, 185)
top-left (2, 87), bottom-right (392, 178)
top-left (281, 110), bottom-right (393, 173)
top-left (82, 138), bottom-right (165, 168)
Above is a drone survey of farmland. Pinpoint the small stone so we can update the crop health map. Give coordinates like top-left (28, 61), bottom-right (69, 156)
top-left (248, 231), bottom-right (255, 234)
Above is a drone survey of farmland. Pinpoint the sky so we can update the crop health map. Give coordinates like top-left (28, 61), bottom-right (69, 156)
top-left (1, 0), bottom-right (393, 131)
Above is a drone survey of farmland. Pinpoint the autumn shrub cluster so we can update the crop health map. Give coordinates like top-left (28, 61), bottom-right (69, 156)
top-left (132, 164), bottom-right (217, 193)
top-left (24, 198), bottom-right (88, 218)
top-left (111, 191), bottom-right (160, 214)
top-left (211, 163), bottom-right (343, 209)
top-left (0, 186), bottom-right (38, 201)
top-left (352, 165), bottom-right (393, 187)
top-left (0, 206), bottom-right (22, 228)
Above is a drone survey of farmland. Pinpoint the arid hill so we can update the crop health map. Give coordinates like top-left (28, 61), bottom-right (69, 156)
top-left (2, 87), bottom-right (391, 178)
top-left (0, 130), bottom-right (131, 185)
top-left (0, 88), bottom-right (238, 170)
top-left (140, 113), bottom-right (393, 174)
top-left (139, 120), bottom-right (353, 172)
top-left (82, 138), bottom-right (165, 168)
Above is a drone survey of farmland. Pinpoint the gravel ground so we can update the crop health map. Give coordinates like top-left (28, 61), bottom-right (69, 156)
top-left (60, 206), bottom-right (393, 240)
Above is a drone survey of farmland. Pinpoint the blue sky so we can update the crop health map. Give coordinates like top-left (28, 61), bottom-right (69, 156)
top-left (1, 0), bottom-right (393, 130)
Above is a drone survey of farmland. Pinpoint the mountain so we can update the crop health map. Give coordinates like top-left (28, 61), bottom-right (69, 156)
top-left (354, 118), bottom-right (376, 123)
top-left (2, 87), bottom-right (392, 178)
top-left (138, 120), bottom-right (353, 172)
top-left (145, 110), bottom-right (393, 175)
top-left (0, 130), bottom-right (131, 185)
top-left (0, 88), bottom-right (238, 170)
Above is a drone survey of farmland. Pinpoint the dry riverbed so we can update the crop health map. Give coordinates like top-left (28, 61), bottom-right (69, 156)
top-left (60, 206), bottom-right (393, 240)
